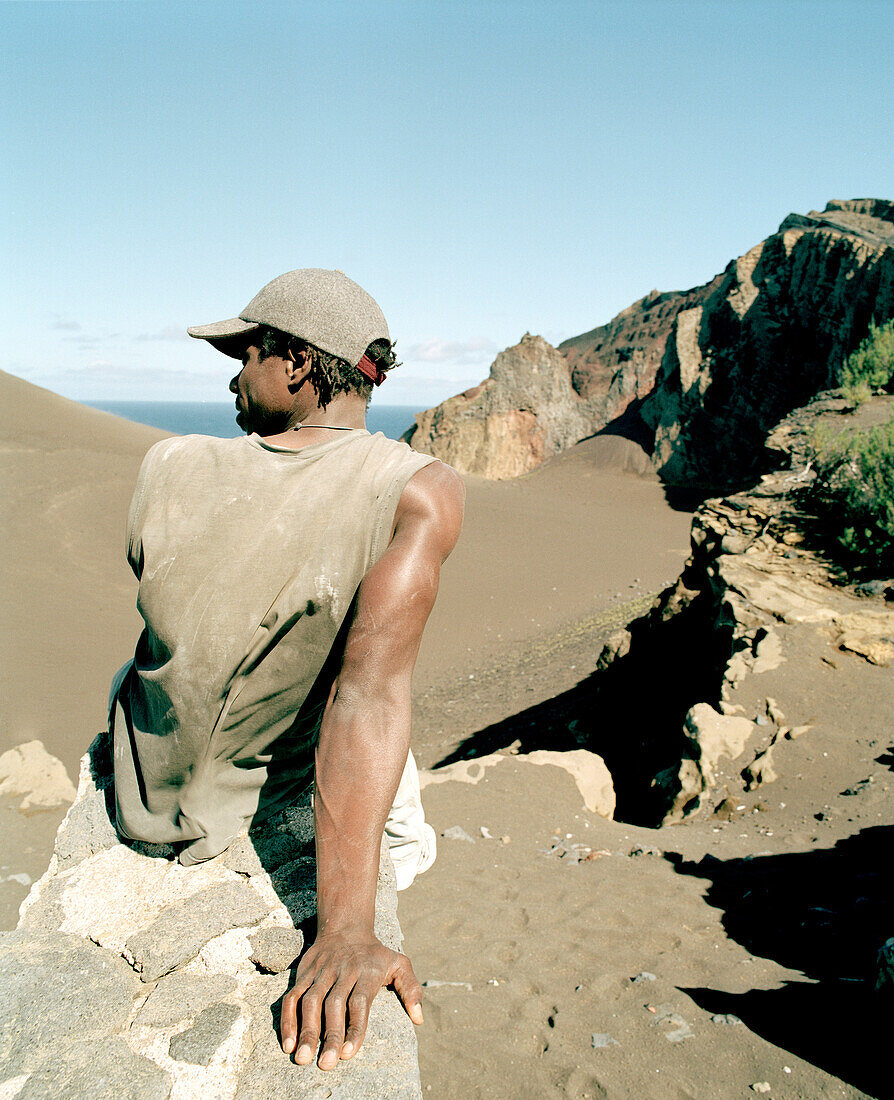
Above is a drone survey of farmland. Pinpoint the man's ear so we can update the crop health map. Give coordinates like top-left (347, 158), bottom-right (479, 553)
top-left (285, 344), bottom-right (312, 384)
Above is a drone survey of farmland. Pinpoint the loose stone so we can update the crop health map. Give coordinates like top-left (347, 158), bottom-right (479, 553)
top-left (248, 926), bottom-right (305, 974)
top-left (168, 1002), bottom-right (241, 1065)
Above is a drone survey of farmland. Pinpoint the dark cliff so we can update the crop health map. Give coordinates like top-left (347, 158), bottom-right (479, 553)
top-left (406, 200), bottom-right (893, 486)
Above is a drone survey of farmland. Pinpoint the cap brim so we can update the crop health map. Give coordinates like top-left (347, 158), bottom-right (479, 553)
top-left (187, 317), bottom-right (260, 358)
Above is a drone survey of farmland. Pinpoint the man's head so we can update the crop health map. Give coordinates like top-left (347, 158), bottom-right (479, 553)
top-left (253, 326), bottom-right (397, 408)
top-left (187, 268), bottom-right (397, 419)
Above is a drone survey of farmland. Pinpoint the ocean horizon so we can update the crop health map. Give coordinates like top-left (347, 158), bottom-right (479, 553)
top-left (84, 401), bottom-right (421, 442)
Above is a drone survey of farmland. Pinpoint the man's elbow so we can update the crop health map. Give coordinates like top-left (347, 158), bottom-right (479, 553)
top-left (328, 668), bottom-right (413, 715)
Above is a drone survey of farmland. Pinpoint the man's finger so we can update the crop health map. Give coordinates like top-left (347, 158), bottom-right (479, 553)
top-left (295, 981), bottom-right (326, 1065)
top-left (280, 975), bottom-right (315, 1055)
top-left (342, 977), bottom-right (379, 1059)
top-left (390, 956), bottom-right (424, 1025)
top-left (317, 979), bottom-right (352, 1071)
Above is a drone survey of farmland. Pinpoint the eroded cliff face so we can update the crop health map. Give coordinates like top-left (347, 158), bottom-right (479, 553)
top-left (407, 200), bottom-right (893, 483)
top-left (558, 280), bottom-right (722, 405)
top-left (641, 199), bottom-right (894, 488)
top-left (584, 393), bottom-right (894, 825)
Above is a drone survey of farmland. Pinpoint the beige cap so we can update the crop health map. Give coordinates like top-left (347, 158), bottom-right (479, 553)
top-left (187, 268), bottom-right (390, 367)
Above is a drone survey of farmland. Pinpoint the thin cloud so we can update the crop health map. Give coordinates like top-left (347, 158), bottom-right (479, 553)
top-left (133, 324), bottom-right (187, 343)
top-left (58, 325), bottom-right (184, 346)
top-left (407, 337), bottom-right (498, 365)
top-left (62, 332), bottom-right (121, 347)
top-left (72, 361), bottom-right (197, 382)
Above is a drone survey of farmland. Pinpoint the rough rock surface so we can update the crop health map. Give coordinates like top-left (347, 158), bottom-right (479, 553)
top-left (0, 741), bottom-right (77, 812)
top-left (587, 392), bottom-right (894, 824)
top-left (407, 200), bottom-right (893, 484)
top-left (404, 334), bottom-right (593, 479)
top-left (248, 926), bottom-right (306, 975)
top-left (522, 749), bottom-right (616, 818)
top-left (653, 704), bottom-right (759, 824)
top-left (640, 199), bottom-right (894, 488)
top-left (2, 731), bottom-right (422, 1098)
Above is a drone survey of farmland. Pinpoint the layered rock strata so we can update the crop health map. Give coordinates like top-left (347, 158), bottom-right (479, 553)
top-left (585, 393), bottom-right (894, 824)
top-left (1, 731), bottom-right (422, 1099)
top-left (407, 200), bottom-right (893, 485)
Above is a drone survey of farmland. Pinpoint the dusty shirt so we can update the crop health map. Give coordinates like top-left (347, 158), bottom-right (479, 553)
top-left (112, 429), bottom-right (434, 862)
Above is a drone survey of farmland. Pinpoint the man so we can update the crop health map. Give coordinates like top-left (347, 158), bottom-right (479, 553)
top-left (111, 268), bottom-right (464, 1071)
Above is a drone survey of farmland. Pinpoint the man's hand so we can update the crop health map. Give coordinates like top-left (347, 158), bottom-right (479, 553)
top-left (280, 928), bottom-right (424, 1070)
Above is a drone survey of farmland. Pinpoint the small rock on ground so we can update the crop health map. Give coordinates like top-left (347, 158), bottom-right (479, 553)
top-left (249, 926), bottom-right (305, 974)
top-left (168, 1002), bottom-right (242, 1065)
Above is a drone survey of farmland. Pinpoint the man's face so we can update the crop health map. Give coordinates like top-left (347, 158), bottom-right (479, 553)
top-left (229, 344), bottom-right (291, 434)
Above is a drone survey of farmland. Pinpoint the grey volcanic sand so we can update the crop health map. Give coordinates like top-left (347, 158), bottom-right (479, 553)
top-left (3, 369), bottom-right (889, 1098)
top-left (0, 370), bottom-right (167, 772)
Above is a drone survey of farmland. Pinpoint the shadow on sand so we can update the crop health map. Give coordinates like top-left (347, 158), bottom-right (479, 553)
top-left (432, 561), bottom-right (727, 826)
top-left (669, 826), bottom-right (892, 1098)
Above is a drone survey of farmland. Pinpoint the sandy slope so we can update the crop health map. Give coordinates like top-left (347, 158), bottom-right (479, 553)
top-left (0, 370), bottom-right (169, 772)
top-left (3, 371), bottom-right (888, 1098)
top-left (404, 623), bottom-right (891, 1099)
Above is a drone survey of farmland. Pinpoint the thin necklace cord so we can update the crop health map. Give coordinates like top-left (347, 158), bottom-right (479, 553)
top-left (291, 424), bottom-right (358, 432)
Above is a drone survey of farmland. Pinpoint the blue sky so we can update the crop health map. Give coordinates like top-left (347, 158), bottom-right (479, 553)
top-left (3, 0), bottom-right (892, 408)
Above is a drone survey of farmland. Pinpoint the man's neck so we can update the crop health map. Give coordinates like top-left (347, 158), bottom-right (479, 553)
top-left (259, 393), bottom-right (369, 448)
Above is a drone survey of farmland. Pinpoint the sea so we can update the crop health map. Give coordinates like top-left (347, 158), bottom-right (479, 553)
top-left (83, 401), bottom-right (421, 442)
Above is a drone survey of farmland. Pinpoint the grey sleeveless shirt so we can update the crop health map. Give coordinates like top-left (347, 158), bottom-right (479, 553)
top-left (112, 429), bottom-right (434, 862)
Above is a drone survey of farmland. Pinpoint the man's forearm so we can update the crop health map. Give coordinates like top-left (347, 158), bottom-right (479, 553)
top-left (313, 680), bottom-right (412, 933)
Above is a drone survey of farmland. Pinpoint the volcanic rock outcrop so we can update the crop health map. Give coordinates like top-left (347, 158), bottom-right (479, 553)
top-left (403, 334), bottom-right (593, 479)
top-left (641, 199), bottom-right (894, 488)
top-left (407, 200), bottom-right (894, 486)
top-left (585, 391), bottom-right (894, 825)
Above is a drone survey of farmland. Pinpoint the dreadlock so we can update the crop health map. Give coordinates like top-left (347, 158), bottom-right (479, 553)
top-left (255, 325), bottom-right (399, 410)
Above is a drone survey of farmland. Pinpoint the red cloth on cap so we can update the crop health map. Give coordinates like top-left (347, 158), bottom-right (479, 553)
top-left (356, 354), bottom-right (387, 386)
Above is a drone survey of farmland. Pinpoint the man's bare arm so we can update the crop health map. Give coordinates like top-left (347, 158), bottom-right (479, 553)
top-left (279, 461), bottom-right (464, 1069)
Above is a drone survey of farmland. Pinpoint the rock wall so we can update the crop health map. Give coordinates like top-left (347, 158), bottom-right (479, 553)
top-left (407, 200), bottom-right (893, 483)
top-left (558, 281), bottom-right (721, 405)
top-left (403, 335), bottom-right (594, 479)
top-left (1, 731), bottom-right (422, 1099)
top-left (581, 392), bottom-right (894, 825)
top-left (641, 199), bottom-right (894, 488)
